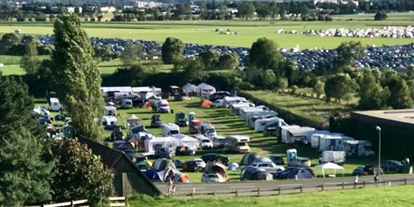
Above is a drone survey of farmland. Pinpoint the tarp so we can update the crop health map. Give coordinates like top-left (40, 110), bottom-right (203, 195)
top-left (152, 158), bottom-right (177, 171)
top-left (240, 152), bottom-right (260, 165)
top-left (315, 162), bottom-right (345, 178)
top-left (201, 99), bottom-right (212, 108)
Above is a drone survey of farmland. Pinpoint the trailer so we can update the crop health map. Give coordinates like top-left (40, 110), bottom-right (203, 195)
top-left (318, 135), bottom-right (348, 152)
top-left (239, 108), bottom-right (265, 120)
top-left (285, 127), bottom-right (316, 144)
top-left (230, 104), bottom-right (253, 115)
top-left (247, 114), bottom-right (276, 129)
top-left (311, 132), bottom-right (344, 149)
top-left (280, 125), bottom-right (301, 144)
top-left (254, 117), bottom-right (287, 133)
top-left (343, 140), bottom-right (375, 157)
top-left (243, 111), bottom-right (278, 122)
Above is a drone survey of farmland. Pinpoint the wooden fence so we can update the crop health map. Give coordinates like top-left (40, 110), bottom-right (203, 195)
top-left (26, 197), bottom-right (127, 207)
top-left (174, 178), bottom-right (414, 198)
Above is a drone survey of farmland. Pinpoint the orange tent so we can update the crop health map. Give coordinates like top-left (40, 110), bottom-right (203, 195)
top-left (180, 173), bottom-right (190, 181)
top-left (201, 99), bottom-right (212, 108)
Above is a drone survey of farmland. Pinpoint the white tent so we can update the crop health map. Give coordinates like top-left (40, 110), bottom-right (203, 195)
top-left (100, 86), bottom-right (132, 93)
top-left (144, 137), bottom-right (180, 154)
top-left (315, 162), bottom-right (345, 178)
top-left (197, 83), bottom-right (216, 95)
top-left (171, 134), bottom-right (198, 151)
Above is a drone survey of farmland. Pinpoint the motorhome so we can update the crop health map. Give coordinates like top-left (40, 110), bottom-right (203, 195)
top-left (307, 130), bottom-right (331, 147)
top-left (280, 125), bottom-right (301, 144)
top-left (245, 111), bottom-right (278, 125)
top-left (104, 106), bottom-right (117, 116)
top-left (239, 108), bottom-right (266, 120)
top-left (343, 140), bottom-right (375, 157)
top-left (199, 123), bottom-right (217, 138)
top-left (318, 135), bottom-right (348, 152)
top-left (254, 117), bottom-right (288, 133)
top-left (224, 135), bottom-right (250, 153)
top-left (319, 151), bottom-right (346, 165)
top-left (223, 96), bottom-right (247, 107)
top-left (162, 123), bottom-right (180, 137)
top-left (121, 99), bottom-right (133, 109)
top-left (247, 115), bottom-right (277, 129)
top-left (230, 103), bottom-right (255, 115)
top-left (310, 132), bottom-right (344, 149)
top-left (284, 127), bottom-right (316, 144)
top-left (243, 110), bottom-right (278, 122)
top-left (49, 98), bottom-right (61, 112)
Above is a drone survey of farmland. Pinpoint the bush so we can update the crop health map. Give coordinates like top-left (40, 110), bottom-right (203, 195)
top-left (291, 85), bottom-right (298, 94)
top-left (238, 82), bottom-right (256, 90)
top-left (325, 16), bottom-right (333, 21)
top-left (374, 12), bottom-right (387, 21)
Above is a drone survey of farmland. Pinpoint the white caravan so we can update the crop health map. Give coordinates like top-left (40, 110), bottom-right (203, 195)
top-left (254, 117), bottom-right (288, 133)
top-left (245, 111), bottom-right (278, 125)
top-left (319, 151), bottom-right (346, 165)
top-left (247, 115), bottom-right (277, 129)
top-left (223, 96), bottom-right (247, 107)
top-left (280, 125), bottom-right (301, 144)
top-left (104, 106), bottom-right (117, 116)
top-left (343, 140), bottom-right (375, 157)
top-left (121, 99), bottom-right (133, 109)
top-left (239, 108), bottom-right (266, 120)
top-left (230, 103), bottom-right (255, 115)
top-left (162, 123), bottom-right (180, 137)
top-left (49, 98), bottom-right (61, 112)
top-left (306, 130), bottom-right (330, 147)
top-left (318, 135), bottom-right (349, 152)
top-left (102, 116), bottom-right (117, 127)
top-left (285, 127), bottom-right (316, 144)
top-left (311, 133), bottom-right (344, 149)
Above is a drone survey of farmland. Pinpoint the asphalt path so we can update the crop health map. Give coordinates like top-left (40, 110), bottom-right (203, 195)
top-left (155, 175), bottom-right (414, 195)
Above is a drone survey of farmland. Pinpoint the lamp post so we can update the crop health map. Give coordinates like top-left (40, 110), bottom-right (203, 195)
top-left (375, 126), bottom-right (382, 180)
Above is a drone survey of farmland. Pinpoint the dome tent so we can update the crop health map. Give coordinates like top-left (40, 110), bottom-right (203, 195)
top-left (152, 158), bottom-right (177, 171)
top-left (204, 162), bottom-right (228, 182)
top-left (252, 157), bottom-right (273, 164)
top-left (240, 166), bottom-right (273, 181)
top-left (286, 168), bottom-right (314, 180)
top-left (240, 152), bottom-right (260, 165)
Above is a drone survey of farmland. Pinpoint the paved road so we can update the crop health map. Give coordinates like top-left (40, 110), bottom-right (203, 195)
top-left (155, 175), bottom-right (414, 195)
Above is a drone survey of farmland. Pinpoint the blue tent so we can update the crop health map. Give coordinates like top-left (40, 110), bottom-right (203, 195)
top-left (286, 168), bottom-right (314, 179)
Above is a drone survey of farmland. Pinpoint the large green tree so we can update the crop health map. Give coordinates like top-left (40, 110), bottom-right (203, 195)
top-left (161, 37), bottom-right (185, 64)
top-left (20, 39), bottom-right (40, 74)
top-left (388, 79), bottom-right (413, 109)
top-left (249, 38), bottom-right (284, 71)
top-left (199, 49), bottom-right (220, 69)
top-left (358, 69), bottom-right (389, 110)
top-left (333, 41), bottom-right (364, 73)
top-left (50, 14), bottom-right (104, 142)
top-left (216, 53), bottom-right (239, 70)
top-left (324, 74), bottom-right (358, 103)
top-left (0, 75), bottom-right (53, 206)
top-left (0, 33), bottom-right (20, 54)
top-left (47, 138), bottom-right (113, 205)
top-left (119, 40), bottom-right (142, 66)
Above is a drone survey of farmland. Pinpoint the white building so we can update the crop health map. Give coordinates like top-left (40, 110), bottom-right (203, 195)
top-left (134, 1), bottom-right (162, 8)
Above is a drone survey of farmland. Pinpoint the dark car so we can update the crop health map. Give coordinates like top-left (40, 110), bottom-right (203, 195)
top-left (175, 146), bottom-right (195, 156)
top-left (269, 155), bottom-right (285, 165)
top-left (183, 160), bottom-right (198, 172)
top-left (381, 160), bottom-right (404, 173)
top-left (200, 153), bottom-right (230, 166)
top-left (154, 148), bottom-right (173, 159)
top-left (352, 165), bottom-right (383, 176)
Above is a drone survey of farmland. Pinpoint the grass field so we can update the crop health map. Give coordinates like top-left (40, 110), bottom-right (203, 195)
top-left (35, 96), bottom-right (384, 183)
top-left (0, 55), bottom-right (174, 75)
top-left (129, 185), bottom-right (414, 207)
top-left (1, 20), bottom-right (414, 49)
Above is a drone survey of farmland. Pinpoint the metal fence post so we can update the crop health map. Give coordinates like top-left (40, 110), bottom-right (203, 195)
top-left (342, 182), bottom-right (345, 189)
top-left (405, 178), bottom-right (407, 185)
top-left (363, 181), bottom-right (366, 188)
top-left (383, 180), bottom-right (386, 187)
top-left (300, 185), bottom-right (303, 193)
top-left (71, 200), bottom-right (74, 207)
top-left (278, 187), bottom-right (281, 195)
top-left (213, 191), bottom-right (215, 197)
top-left (257, 188), bottom-right (260, 197)
top-left (236, 190), bottom-right (238, 197)
top-left (322, 184), bottom-right (324, 191)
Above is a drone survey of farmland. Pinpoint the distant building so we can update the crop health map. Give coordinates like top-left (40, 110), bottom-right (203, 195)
top-left (134, 1), bottom-right (162, 8)
top-left (100, 6), bottom-right (116, 13)
top-left (66, 6), bottom-right (82, 14)
top-left (313, 0), bottom-right (339, 4)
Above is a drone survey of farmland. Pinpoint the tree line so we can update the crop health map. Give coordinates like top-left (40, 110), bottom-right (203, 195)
top-left (1, 1), bottom-right (413, 22)
top-left (0, 14), bottom-right (114, 206)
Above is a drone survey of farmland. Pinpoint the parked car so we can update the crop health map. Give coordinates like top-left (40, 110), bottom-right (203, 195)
top-left (154, 148), bottom-right (173, 159)
top-left (201, 153), bottom-right (230, 166)
top-left (269, 155), bottom-right (285, 165)
top-left (250, 162), bottom-right (285, 174)
top-left (183, 160), bottom-right (198, 172)
top-left (201, 173), bottom-right (220, 182)
top-left (173, 160), bottom-right (184, 169)
top-left (193, 158), bottom-right (207, 170)
top-left (211, 99), bottom-right (224, 108)
top-left (212, 135), bottom-right (226, 149)
top-left (381, 160), bottom-right (404, 173)
top-left (175, 146), bottom-right (195, 156)
top-left (352, 165), bottom-right (384, 176)
top-left (154, 99), bottom-right (170, 113)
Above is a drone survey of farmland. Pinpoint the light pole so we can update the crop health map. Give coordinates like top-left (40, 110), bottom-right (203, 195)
top-left (376, 126), bottom-right (382, 180)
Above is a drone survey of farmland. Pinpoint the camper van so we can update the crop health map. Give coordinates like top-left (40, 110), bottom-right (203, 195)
top-left (121, 99), bottom-right (133, 109)
top-left (104, 106), bottom-right (117, 116)
top-left (280, 125), bottom-right (301, 144)
top-left (224, 135), bottom-right (250, 153)
top-left (343, 140), bottom-right (375, 157)
top-left (319, 151), bottom-right (346, 165)
top-left (230, 103), bottom-right (255, 115)
top-left (254, 117), bottom-right (287, 132)
top-left (199, 123), bottom-right (217, 138)
top-left (162, 123), bottom-right (180, 137)
top-left (318, 135), bottom-right (345, 152)
top-left (49, 98), bottom-right (61, 112)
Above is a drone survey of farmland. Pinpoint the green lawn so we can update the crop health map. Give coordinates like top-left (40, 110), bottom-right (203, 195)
top-left (129, 185), bottom-right (414, 207)
top-left (1, 20), bottom-right (414, 49)
top-left (35, 97), bottom-right (383, 183)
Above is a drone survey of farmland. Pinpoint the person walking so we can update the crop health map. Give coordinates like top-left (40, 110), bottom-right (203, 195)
top-left (166, 177), bottom-right (173, 196)
top-left (353, 175), bottom-right (359, 189)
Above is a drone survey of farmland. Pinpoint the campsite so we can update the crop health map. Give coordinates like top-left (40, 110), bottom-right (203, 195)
top-left (36, 83), bottom-right (398, 184)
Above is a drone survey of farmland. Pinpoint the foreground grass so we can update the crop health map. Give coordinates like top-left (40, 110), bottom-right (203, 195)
top-left (129, 185), bottom-right (414, 207)
top-left (1, 20), bottom-right (413, 49)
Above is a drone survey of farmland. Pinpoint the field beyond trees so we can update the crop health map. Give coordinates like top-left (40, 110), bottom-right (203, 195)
top-left (1, 20), bottom-right (414, 49)
top-left (129, 185), bottom-right (414, 207)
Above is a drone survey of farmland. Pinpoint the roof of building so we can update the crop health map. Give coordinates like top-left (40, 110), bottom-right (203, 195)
top-left (78, 136), bottom-right (124, 168)
top-left (351, 109), bottom-right (414, 129)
